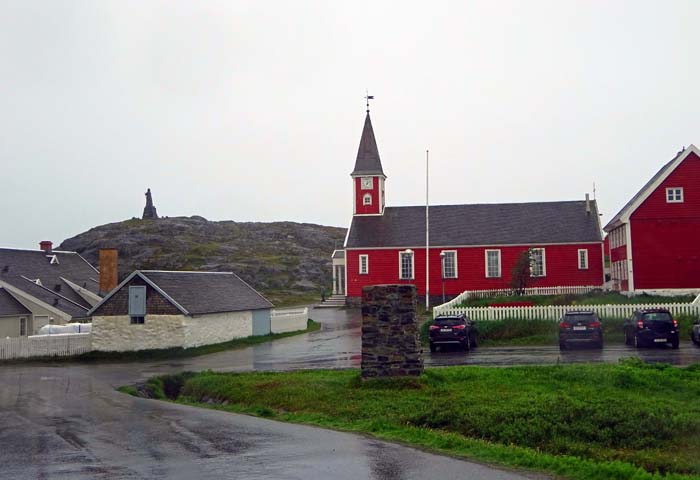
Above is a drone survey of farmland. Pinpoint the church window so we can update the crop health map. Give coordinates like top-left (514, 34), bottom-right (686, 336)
top-left (399, 251), bottom-right (414, 280)
top-left (359, 255), bottom-right (368, 274)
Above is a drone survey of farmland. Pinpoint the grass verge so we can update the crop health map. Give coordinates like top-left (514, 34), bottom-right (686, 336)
top-left (131, 361), bottom-right (700, 480)
top-left (75, 319), bottom-right (320, 362)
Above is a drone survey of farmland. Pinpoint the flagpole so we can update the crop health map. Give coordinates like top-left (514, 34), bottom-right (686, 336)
top-left (425, 149), bottom-right (430, 311)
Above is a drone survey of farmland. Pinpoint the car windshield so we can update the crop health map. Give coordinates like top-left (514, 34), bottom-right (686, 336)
top-left (642, 312), bottom-right (673, 322)
top-left (564, 313), bottom-right (597, 323)
top-left (434, 317), bottom-right (465, 327)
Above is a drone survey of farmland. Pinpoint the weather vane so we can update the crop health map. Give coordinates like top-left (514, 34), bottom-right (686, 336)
top-left (365, 90), bottom-right (374, 113)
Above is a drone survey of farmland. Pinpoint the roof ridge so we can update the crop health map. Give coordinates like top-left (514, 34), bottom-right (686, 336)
top-left (385, 199), bottom-right (592, 209)
top-left (140, 270), bottom-right (233, 275)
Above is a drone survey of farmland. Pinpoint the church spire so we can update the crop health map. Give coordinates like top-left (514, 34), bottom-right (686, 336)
top-left (351, 112), bottom-right (385, 177)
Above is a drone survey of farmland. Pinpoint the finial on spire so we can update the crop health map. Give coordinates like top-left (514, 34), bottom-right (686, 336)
top-left (365, 90), bottom-right (374, 113)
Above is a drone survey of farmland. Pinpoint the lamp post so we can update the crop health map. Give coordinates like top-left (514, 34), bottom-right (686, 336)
top-left (439, 251), bottom-right (446, 304)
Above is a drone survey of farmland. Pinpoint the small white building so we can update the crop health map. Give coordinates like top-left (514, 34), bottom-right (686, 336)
top-left (88, 270), bottom-right (273, 352)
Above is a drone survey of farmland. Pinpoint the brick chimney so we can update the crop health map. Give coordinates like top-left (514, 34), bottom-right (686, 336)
top-left (39, 241), bottom-right (53, 254)
top-left (99, 248), bottom-right (119, 295)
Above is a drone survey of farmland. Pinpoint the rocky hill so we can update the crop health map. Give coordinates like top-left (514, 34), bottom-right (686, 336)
top-left (59, 216), bottom-right (346, 303)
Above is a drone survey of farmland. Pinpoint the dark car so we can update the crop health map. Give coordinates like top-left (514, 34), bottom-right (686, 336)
top-left (691, 320), bottom-right (700, 346)
top-left (624, 308), bottom-right (679, 349)
top-left (559, 311), bottom-right (603, 349)
top-left (429, 314), bottom-right (477, 352)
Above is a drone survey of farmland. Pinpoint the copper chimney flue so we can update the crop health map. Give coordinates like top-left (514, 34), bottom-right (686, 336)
top-left (99, 248), bottom-right (119, 295)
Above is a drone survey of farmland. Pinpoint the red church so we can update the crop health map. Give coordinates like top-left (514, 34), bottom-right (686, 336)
top-left (332, 111), bottom-right (605, 305)
top-left (604, 145), bottom-right (700, 294)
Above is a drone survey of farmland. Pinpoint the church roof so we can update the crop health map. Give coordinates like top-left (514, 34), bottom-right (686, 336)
top-left (351, 113), bottom-right (385, 177)
top-left (346, 201), bottom-right (602, 248)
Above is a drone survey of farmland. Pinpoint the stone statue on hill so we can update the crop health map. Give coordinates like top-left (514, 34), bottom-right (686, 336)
top-left (142, 188), bottom-right (159, 219)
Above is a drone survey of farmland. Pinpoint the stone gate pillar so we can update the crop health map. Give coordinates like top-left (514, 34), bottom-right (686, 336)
top-left (361, 284), bottom-right (424, 378)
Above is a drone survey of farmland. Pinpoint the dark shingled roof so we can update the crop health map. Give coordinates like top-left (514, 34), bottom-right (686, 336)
top-left (346, 201), bottom-right (602, 248)
top-left (0, 288), bottom-right (31, 316)
top-left (0, 248), bottom-right (99, 317)
top-left (139, 271), bottom-right (273, 315)
top-left (604, 147), bottom-right (696, 231)
top-left (350, 113), bottom-right (385, 177)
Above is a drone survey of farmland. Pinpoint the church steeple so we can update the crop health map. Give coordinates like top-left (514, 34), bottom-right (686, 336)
top-left (351, 110), bottom-right (386, 216)
top-left (351, 112), bottom-right (385, 177)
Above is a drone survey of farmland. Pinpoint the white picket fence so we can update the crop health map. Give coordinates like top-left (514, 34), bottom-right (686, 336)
top-left (271, 307), bottom-right (309, 334)
top-left (434, 285), bottom-right (602, 315)
top-left (434, 303), bottom-right (700, 321)
top-left (0, 333), bottom-right (92, 361)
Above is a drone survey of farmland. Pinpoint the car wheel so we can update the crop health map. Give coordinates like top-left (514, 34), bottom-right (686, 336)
top-left (559, 341), bottom-right (566, 350)
top-left (463, 336), bottom-right (471, 352)
top-left (429, 343), bottom-right (436, 353)
top-left (624, 330), bottom-right (631, 345)
top-left (470, 333), bottom-right (478, 348)
top-left (634, 334), bottom-right (643, 349)
top-left (672, 338), bottom-right (680, 350)
top-left (597, 339), bottom-right (604, 349)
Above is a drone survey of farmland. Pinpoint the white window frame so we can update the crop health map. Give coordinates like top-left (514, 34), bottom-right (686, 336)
top-left (578, 249), bottom-right (589, 270)
top-left (363, 193), bottom-right (372, 206)
top-left (359, 254), bottom-right (369, 275)
top-left (441, 250), bottom-right (457, 279)
top-left (484, 249), bottom-right (502, 278)
top-left (530, 248), bottom-right (546, 277)
top-left (666, 187), bottom-right (683, 203)
top-left (398, 250), bottom-right (414, 280)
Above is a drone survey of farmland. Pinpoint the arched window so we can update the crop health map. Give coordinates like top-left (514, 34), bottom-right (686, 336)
top-left (363, 194), bottom-right (372, 206)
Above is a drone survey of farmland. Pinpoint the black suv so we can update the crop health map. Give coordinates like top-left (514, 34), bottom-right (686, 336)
top-left (429, 314), bottom-right (477, 352)
top-left (559, 310), bottom-right (603, 349)
top-left (624, 308), bottom-right (679, 349)
top-left (691, 320), bottom-right (699, 346)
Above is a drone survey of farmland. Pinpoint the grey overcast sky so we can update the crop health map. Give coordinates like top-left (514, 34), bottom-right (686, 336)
top-left (1, 1), bottom-right (698, 249)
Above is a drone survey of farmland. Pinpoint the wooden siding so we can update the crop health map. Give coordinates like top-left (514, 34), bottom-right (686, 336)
top-left (630, 151), bottom-right (700, 290)
top-left (346, 243), bottom-right (604, 297)
top-left (354, 176), bottom-right (381, 215)
top-left (91, 277), bottom-right (181, 316)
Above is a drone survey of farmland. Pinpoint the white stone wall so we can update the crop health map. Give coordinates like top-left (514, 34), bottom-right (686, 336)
top-left (92, 315), bottom-right (185, 352)
top-left (271, 308), bottom-right (309, 334)
top-left (183, 310), bottom-right (252, 348)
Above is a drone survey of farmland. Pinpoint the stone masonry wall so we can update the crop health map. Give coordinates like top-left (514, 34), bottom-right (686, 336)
top-left (182, 310), bottom-right (253, 348)
top-left (92, 315), bottom-right (185, 351)
top-left (361, 284), bottom-right (423, 378)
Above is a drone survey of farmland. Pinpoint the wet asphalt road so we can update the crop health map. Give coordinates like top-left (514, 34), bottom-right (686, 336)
top-left (1, 307), bottom-right (698, 480)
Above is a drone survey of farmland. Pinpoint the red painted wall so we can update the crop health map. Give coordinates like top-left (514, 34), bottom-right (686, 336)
top-left (610, 246), bottom-right (627, 263)
top-left (629, 152), bottom-right (700, 289)
top-left (346, 243), bottom-right (604, 297)
top-left (354, 177), bottom-right (381, 215)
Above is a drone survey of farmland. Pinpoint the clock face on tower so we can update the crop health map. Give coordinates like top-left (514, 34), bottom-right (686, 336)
top-left (361, 177), bottom-right (374, 190)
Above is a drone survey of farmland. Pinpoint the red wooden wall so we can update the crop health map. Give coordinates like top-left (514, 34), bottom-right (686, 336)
top-left (354, 177), bottom-right (381, 215)
top-left (630, 151), bottom-right (700, 289)
top-left (346, 243), bottom-right (604, 297)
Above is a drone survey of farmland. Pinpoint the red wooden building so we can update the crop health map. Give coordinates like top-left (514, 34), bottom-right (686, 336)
top-left (604, 145), bottom-right (700, 294)
top-left (332, 111), bottom-right (605, 305)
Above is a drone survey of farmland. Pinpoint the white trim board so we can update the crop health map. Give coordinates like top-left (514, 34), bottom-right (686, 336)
top-left (345, 241), bottom-right (602, 251)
